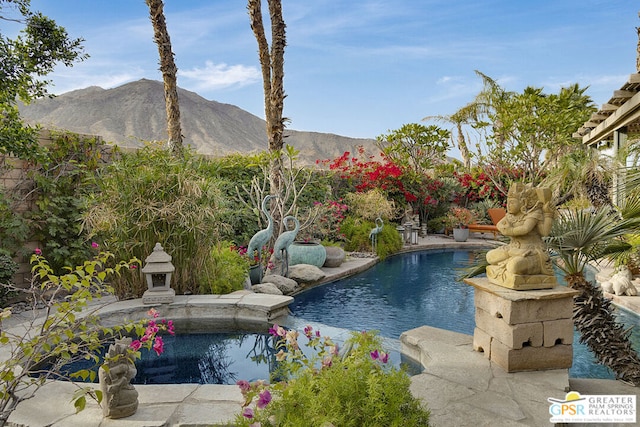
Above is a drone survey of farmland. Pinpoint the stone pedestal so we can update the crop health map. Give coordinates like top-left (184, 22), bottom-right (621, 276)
top-left (464, 277), bottom-right (579, 372)
top-left (142, 288), bottom-right (176, 304)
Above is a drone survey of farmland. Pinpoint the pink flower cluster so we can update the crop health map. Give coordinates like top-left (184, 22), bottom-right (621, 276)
top-left (237, 379), bottom-right (272, 423)
top-left (129, 308), bottom-right (175, 356)
top-left (370, 349), bottom-right (389, 364)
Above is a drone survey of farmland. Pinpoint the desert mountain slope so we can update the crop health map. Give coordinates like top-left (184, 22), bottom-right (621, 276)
top-left (18, 79), bottom-right (376, 164)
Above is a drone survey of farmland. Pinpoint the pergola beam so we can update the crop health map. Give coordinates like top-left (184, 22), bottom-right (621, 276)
top-left (582, 90), bottom-right (640, 146)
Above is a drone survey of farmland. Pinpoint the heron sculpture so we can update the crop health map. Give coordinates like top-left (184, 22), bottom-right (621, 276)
top-left (273, 215), bottom-right (300, 276)
top-left (247, 194), bottom-right (277, 267)
top-left (369, 217), bottom-right (383, 253)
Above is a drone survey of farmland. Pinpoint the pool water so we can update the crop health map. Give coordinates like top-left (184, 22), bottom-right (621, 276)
top-left (289, 249), bottom-right (640, 380)
top-left (289, 249), bottom-right (476, 337)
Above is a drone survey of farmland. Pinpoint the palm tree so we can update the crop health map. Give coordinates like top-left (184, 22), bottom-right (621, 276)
top-left (424, 70), bottom-right (510, 171)
top-left (542, 145), bottom-right (614, 209)
top-left (546, 207), bottom-right (640, 385)
top-left (424, 104), bottom-right (474, 171)
top-left (146, 0), bottom-right (183, 157)
top-left (247, 0), bottom-right (286, 197)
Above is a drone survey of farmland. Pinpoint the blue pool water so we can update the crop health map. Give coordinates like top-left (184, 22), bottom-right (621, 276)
top-left (289, 249), bottom-right (640, 380)
top-left (289, 249), bottom-right (476, 338)
top-left (132, 329), bottom-right (421, 385)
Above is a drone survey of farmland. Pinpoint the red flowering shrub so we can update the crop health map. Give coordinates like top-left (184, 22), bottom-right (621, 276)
top-left (318, 147), bottom-right (451, 225)
top-left (454, 165), bottom-right (524, 206)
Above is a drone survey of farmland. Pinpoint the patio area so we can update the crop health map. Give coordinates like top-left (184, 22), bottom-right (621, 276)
top-left (5, 234), bottom-right (640, 426)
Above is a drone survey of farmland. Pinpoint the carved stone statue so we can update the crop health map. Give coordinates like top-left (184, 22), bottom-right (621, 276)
top-left (485, 183), bottom-right (557, 290)
top-left (99, 337), bottom-right (139, 418)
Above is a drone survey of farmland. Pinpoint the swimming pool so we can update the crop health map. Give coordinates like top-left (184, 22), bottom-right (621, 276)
top-left (288, 249), bottom-right (640, 380)
top-left (65, 249), bottom-right (637, 383)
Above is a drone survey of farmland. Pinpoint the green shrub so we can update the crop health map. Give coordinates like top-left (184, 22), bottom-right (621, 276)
top-left (341, 216), bottom-right (402, 259)
top-left (28, 131), bottom-right (104, 272)
top-left (427, 216), bottom-right (446, 233)
top-left (236, 327), bottom-right (430, 426)
top-left (345, 189), bottom-right (395, 221)
top-left (83, 145), bottom-right (229, 297)
top-left (198, 242), bottom-right (248, 294)
top-left (206, 150), bottom-right (333, 244)
top-left (0, 191), bottom-right (29, 258)
top-left (0, 253), bottom-right (18, 307)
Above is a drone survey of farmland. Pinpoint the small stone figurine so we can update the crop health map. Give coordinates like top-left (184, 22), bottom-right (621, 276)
top-left (99, 337), bottom-right (139, 418)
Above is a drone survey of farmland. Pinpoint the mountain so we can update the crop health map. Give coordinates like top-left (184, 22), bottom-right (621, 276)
top-left (18, 79), bottom-right (376, 164)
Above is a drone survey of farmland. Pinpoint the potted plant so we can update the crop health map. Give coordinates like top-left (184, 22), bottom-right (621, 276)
top-left (446, 206), bottom-right (474, 242)
top-left (233, 245), bottom-right (272, 285)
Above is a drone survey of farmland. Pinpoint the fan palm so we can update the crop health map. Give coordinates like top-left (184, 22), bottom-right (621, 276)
top-left (546, 207), bottom-right (640, 384)
top-left (543, 146), bottom-right (613, 208)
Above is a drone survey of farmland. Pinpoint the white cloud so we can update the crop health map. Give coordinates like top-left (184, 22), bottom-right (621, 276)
top-left (437, 75), bottom-right (464, 85)
top-left (179, 61), bottom-right (260, 91)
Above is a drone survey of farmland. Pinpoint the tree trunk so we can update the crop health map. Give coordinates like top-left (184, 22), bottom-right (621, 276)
top-left (456, 122), bottom-right (471, 171)
top-left (146, 0), bottom-right (183, 157)
top-left (566, 273), bottom-right (640, 385)
top-left (248, 0), bottom-right (287, 228)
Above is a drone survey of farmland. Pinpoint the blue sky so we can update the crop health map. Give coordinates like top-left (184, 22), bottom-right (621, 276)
top-left (13, 1), bottom-right (640, 141)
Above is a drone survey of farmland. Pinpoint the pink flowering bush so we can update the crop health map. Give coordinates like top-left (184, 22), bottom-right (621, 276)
top-left (128, 308), bottom-right (175, 357)
top-left (235, 324), bottom-right (430, 426)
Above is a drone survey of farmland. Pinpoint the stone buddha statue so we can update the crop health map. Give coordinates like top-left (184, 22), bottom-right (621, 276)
top-left (485, 183), bottom-right (557, 290)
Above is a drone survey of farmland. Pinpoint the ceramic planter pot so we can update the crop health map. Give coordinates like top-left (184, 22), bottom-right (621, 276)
top-left (249, 264), bottom-right (263, 284)
top-left (288, 241), bottom-right (327, 268)
top-left (453, 228), bottom-right (469, 242)
top-left (323, 246), bottom-right (345, 268)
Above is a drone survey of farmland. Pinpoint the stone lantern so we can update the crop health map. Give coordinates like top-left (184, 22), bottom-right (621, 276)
top-left (141, 243), bottom-right (175, 304)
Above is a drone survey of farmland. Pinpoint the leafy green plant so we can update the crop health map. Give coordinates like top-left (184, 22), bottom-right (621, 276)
top-left (427, 216), bottom-right (447, 233)
top-left (341, 216), bottom-right (402, 259)
top-left (198, 242), bottom-right (248, 294)
top-left (0, 191), bottom-right (29, 259)
top-left (235, 325), bottom-right (430, 426)
top-left (0, 253), bottom-right (18, 307)
top-left (29, 131), bottom-right (104, 273)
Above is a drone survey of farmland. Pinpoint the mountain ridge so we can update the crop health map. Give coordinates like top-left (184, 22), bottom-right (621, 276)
top-left (18, 79), bottom-right (377, 164)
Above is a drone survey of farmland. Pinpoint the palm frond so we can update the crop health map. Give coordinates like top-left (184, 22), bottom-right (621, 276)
top-left (457, 249), bottom-right (490, 280)
top-left (546, 208), bottom-right (637, 275)
top-left (619, 190), bottom-right (640, 220)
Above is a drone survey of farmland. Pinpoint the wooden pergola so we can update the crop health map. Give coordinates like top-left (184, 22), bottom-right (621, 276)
top-left (573, 73), bottom-right (640, 147)
top-left (572, 20), bottom-right (640, 203)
